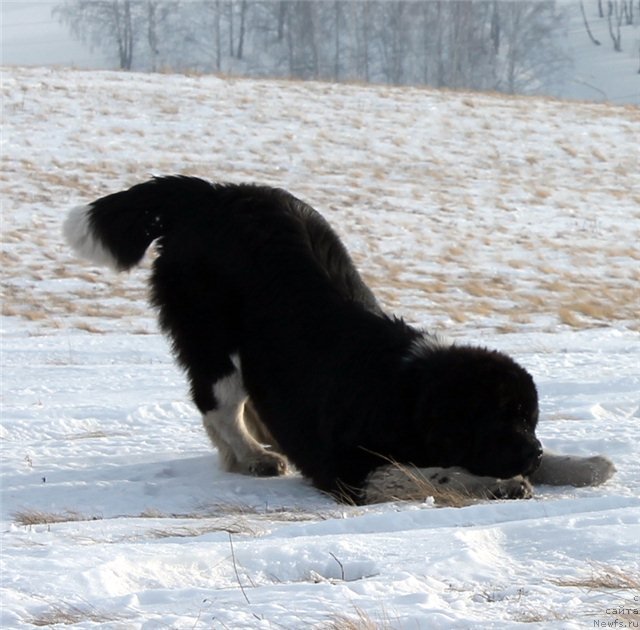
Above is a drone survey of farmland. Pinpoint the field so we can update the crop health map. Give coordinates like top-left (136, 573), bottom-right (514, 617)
top-left (2, 66), bottom-right (639, 628)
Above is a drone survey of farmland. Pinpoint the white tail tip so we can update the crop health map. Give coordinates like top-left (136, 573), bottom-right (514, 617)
top-left (63, 204), bottom-right (120, 270)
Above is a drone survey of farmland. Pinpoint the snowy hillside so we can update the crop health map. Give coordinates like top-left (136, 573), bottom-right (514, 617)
top-left (2, 66), bottom-right (639, 628)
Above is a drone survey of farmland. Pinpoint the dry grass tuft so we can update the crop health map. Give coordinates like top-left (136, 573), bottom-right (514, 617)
top-left (13, 509), bottom-right (101, 526)
top-left (320, 606), bottom-right (395, 630)
top-left (136, 504), bottom-right (348, 540)
top-left (550, 564), bottom-right (640, 591)
top-left (361, 457), bottom-right (479, 508)
top-left (29, 602), bottom-right (129, 627)
top-left (548, 564), bottom-right (640, 625)
top-left (73, 321), bottom-right (106, 334)
top-left (147, 521), bottom-right (258, 538)
top-left (180, 502), bottom-right (348, 523)
top-left (513, 607), bottom-right (572, 624)
top-left (391, 464), bottom-right (479, 508)
top-left (558, 307), bottom-right (586, 328)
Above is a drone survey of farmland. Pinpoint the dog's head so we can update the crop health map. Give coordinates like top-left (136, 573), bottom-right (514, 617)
top-left (409, 344), bottom-right (542, 479)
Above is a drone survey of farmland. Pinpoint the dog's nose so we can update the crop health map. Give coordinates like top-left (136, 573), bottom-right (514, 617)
top-left (526, 445), bottom-right (543, 475)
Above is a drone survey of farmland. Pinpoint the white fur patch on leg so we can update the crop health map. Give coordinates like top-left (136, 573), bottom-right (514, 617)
top-left (201, 413), bottom-right (239, 472)
top-left (529, 451), bottom-right (616, 487)
top-left (363, 464), bottom-right (532, 504)
top-left (63, 204), bottom-right (120, 270)
top-left (205, 363), bottom-right (287, 476)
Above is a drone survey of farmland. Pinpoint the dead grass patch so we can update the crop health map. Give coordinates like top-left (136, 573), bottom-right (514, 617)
top-left (550, 564), bottom-right (640, 624)
top-left (558, 307), bottom-right (586, 327)
top-left (495, 323), bottom-right (518, 334)
top-left (550, 564), bottom-right (640, 592)
top-left (73, 321), bottom-right (106, 334)
top-left (134, 503), bottom-right (353, 541)
top-left (14, 509), bottom-right (101, 526)
top-left (29, 602), bottom-right (129, 627)
top-left (513, 607), bottom-right (572, 624)
top-left (449, 310), bottom-right (468, 324)
top-left (148, 520), bottom-right (258, 538)
top-left (19, 309), bottom-right (49, 322)
top-left (442, 244), bottom-right (466, 259)
top-left (463, 280), bottom-right (489, 298)
top-left (141, 503), bottom-right (347, 524)
top-left (66, 430), bottom-right (110, 440)
top-left (365, 460), bottom-right (481, 508)
top-left (320, 606), bottom-right (395, 630)
top-left (0, 251), bottom-right (21, 267)
top-left (561, 299), bottom-right (616, 324)
top-left (206, 503), bottom-right (348, 523)
top-left (573, 300), bottom-right (617, 320)
top-left (532, 188), bottom-right (552, 200)
top-left (558, 143), bottom-right (578, 158)
top-left (519, 292), bottom-right (545, 308)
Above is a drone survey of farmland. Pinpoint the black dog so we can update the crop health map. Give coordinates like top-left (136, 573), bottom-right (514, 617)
top-left (64, 177), bottom-right (614, 503)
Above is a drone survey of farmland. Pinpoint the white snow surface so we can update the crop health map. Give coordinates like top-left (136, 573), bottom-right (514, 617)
top-left (1, 66), bottom-right (639, 628)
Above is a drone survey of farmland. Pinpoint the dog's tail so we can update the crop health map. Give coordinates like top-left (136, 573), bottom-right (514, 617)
top-left (63, 176), bottom-right (214, 271)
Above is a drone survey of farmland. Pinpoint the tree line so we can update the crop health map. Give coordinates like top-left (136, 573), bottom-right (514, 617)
top-left (53, 1), bottom-right (639, 94)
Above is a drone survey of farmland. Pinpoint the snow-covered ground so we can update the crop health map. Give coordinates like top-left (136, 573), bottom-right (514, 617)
top-left (560, 0), bottom-right (640, 104)
top-left (1, 66), bottom-right (639, 628)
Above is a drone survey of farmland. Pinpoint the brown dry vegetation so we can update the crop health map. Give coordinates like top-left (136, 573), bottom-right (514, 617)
top-left (547, 564), bottom-right (640, 625)
top-left (550, 563), bottom-right (640, 592)
top-left (29, 603), bottom-right (129, 627)
top-left (2, 67), bottom-right (638, 335)
top-left (320, 609), bottom-right (395, 630)
top-left (13, 503), bottom-right (350, 544)
top-left (13, 509), bottom-right (99, 526)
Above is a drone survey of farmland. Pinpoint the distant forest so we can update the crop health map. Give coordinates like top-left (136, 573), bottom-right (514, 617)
top-left (54, 1), bottom-right (639, 95)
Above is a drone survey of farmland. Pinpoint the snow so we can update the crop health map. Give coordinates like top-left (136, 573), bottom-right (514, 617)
top-left (562, 0), bottom-right (640, 104)
top-left (1, 2), bottom-right (110, 70)
top-left (2, 65), bottom-right (639, 628)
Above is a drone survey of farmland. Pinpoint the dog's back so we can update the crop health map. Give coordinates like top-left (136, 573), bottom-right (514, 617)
top-left (64, 177), bottom-right (388, 490)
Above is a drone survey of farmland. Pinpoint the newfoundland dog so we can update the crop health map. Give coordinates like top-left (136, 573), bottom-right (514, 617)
top-left (64, 177), bottom-right (615, 503)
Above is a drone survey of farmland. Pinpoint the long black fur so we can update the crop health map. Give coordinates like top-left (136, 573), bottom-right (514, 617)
top-left (66, 176), bottom-right (543, 503)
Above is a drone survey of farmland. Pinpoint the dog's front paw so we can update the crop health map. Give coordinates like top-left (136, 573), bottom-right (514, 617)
top-left (247, 451), bottom-right (288, 477)
top-left (488, 476), bottom-right (533, 500)
top-left (585, 456), bottom-right (617, 486)
top-left (563, 455), bottom-right (616, 487)
top-left (529, 452), bottom-right (616, 487)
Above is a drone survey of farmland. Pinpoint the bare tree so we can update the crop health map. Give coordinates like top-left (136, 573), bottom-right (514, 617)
top-left (580, 0), bottom-right (602, 45)
top-left (607, 0), bottom-right (623, 51)
top-left (284, 1), bottom-right (318, 79)
top-left (333, 0), bottom-right (341, 80)
top-left (494, 2), bottom-right (568, 94)
top-left (54, 0), bottom-right (142, 69)
top-left (236, 0), bottom-right (248, 59)
top-left (145, 1), bottom-right (178, 71)
top-left (53, 0), bottom-right (573, 95)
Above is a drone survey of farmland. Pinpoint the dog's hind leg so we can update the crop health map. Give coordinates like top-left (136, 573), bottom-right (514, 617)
top-left (198, 367), bottom-right (288, 477)
top-left (243, 399), bottom-right (283, 453)
top-left (529, 450), bottom-right (615, 487)
top-left (362, 464), bottom-right (533, 504)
